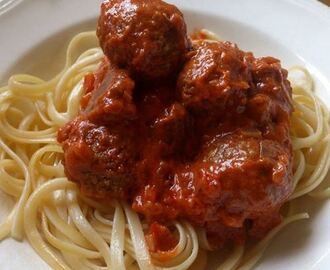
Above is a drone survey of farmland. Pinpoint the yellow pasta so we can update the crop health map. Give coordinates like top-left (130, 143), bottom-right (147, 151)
top-left (0, 31), bottom-right (329, 270)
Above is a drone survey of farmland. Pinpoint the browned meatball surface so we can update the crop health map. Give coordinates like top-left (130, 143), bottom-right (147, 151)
top-left (57, 117), bottom-right (138, 199)
top-left (174, 131), bottom-right (292, 243)
top-left (177, 41), bottom-right (292, 131)
top-left (58, 59), bottom-right (139, 199)
top-left (177, 41), bottom-right (252, 114)
top-left (97, 0), bottom-right (190, 80)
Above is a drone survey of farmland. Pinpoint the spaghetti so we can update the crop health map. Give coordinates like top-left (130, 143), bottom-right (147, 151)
top-left (0, 30), bottom-right (329, 270)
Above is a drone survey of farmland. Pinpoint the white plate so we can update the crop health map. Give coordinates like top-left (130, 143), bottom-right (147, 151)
top-left (0, 0), bottom-right (330, 269)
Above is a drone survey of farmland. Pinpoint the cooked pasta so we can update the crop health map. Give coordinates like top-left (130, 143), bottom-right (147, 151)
top-left (0, 31), bottom-right (329, 270)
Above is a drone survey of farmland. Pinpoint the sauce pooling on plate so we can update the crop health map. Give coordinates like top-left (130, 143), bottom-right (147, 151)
top-left (58, 0), bottom-right (293, 250)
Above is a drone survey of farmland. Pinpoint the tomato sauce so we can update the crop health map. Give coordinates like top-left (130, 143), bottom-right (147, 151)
top-left (58, 0), bottom-right (293, 249)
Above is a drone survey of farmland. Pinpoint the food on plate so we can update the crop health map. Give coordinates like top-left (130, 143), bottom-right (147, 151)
top-left (0, 0), bottom-right (329, 269)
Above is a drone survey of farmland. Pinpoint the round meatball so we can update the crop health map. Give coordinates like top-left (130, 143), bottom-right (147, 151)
top-left (58, 117), bottom-right (138, 199)
top-left (198, 131), bottom-right (293, 238)
top-left (97, 0), bottom-right (190, 80)
top-left (177, 41), bottom-right (252, 113)
top-left (165, 130), bottom-right (292, 247)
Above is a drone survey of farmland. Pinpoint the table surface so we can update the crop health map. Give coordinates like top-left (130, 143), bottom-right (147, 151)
top-left (321, 0), bottom-right (330, 6)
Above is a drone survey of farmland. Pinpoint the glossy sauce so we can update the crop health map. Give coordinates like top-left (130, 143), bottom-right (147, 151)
top-left (58, 0), bottom-right (293, 250)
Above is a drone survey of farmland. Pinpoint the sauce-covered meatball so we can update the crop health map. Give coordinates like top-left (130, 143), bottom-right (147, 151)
top-left (177, 41), bottom-right (292, 130)
top-left (97, 0), bottom-right (190, 80)
top-left (58, 59), bottom-right (139, 199)
top-left (195, 131), bottom-right (291, 241)
top-left (57, 117), bottom-right (138, 199)
top-left (177, 41), bottom-right (252, 115)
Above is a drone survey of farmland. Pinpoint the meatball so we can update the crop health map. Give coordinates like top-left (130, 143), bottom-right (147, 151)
top-left (177, 40), bottom-right (292, 131)
top-left (58, 58), bottom-right (139, 199)
top-left (164, 131), bottom-right (292, 247)
top-left (58, 117), bottom-right (138, 199)
top-left (198, 131), bottom-right (293, 238)
top-left (199, 132), bottom-right (293, 208)
top-left (177, 41), bottom-right (252, 114)
top-left (97, 0), bottom-right (190, 80)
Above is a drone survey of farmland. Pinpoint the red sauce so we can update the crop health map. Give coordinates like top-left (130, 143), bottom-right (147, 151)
top-left (58, 0), bottom-right (293, 250)
top-left (145, 223), bottom-right (178, 253)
